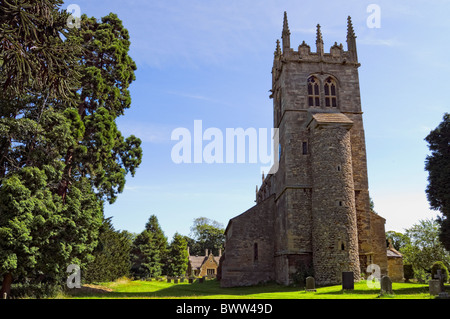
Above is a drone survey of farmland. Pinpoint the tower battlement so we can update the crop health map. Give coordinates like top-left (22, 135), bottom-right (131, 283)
top-left (275, 13), bottom-right (359, 65)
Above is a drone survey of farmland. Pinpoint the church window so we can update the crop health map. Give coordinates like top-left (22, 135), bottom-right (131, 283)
top-left (324, 77), bottom-right (338, 107)
top-left (307, 76), bottom-right (320, 107)
top-left (302, 142), bottom-right (308, 155)
top-left (254, 243), bottom-right (258, 262)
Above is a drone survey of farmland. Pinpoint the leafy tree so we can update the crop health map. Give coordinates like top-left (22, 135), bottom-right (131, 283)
top-left (425, 113), bottom-right (450, 250)
top-left (400, 219), bottom-right (450, 281)
top-left (166, 233), bottom-right (189, 277)
top-left (386, 231), bottom-right (410, 251)
top-left (84, 217), bottom-right (132, 283)
top-left (190, 217), bottom-right (225, 256)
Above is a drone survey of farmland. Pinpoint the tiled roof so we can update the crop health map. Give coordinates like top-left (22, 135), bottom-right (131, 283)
top-left (312, 112), bottom-right (353, 124)
top-left (387, 248), bottom-right (403, 258)
top-left (188, 255), bottom-right (220, 269)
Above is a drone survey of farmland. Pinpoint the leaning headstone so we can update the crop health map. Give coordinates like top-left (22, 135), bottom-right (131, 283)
top-left (429, 280), bottom-right (442, 296)
top-left (305, 276), bottom-right (316, 292)
top-left (380, 275), bottom-right (393, 295)
top-left (342, 272), bottom-right (354, 290)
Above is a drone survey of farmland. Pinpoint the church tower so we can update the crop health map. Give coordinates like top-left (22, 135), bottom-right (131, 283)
top-left (220, 13), bottom-right (388, 287)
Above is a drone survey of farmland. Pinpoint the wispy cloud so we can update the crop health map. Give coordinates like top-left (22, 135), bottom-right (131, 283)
top-left (165, 91), bottom-right (232, 106)
top-left (358, 37), bottom-right (402, 47)
top-left (118, 121), bottom-right (174, 144)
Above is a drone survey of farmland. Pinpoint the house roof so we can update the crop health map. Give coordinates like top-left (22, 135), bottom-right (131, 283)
top-left (311, 112), bottom-right (354, 125)
top-left (188, 254), bottom-right (220, 270)
top-left (387, 241), bottom-right (403, 258)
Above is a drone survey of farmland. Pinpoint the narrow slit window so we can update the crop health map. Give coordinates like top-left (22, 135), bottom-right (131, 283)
top-left (324, 77), bottom-right (338, 108)
top-left (254, 243), bottom-right (258, 262)
top-left (307, 76), bottom-right (320, 107)
top-left (302, 142), bottom-right (308, 155)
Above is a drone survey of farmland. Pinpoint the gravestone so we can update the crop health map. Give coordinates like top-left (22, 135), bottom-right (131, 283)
top-left (167, 277), bottom-right (171, 283)
top-left (380, 275), bottom-right (393, 295)
top-left (429, 280), bottom-right (442, 296)
top-left (342, 272), bottom-right (354, 290)
top-left (434, 269), bottom-right (445, 292)
top-left (180, 277), bottom-right (185, 283)
top-left (199, 277), bottom-right (204, 283)
top-left (305, 276), bottom-right (316, 292)
top-left (188, 277), bottom-right (194, 284)
top-left (174, 278), bottom-right (178, 284)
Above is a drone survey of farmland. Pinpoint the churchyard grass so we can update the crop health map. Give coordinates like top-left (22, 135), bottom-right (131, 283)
top-left (62, 278), bottom-right (436, 299)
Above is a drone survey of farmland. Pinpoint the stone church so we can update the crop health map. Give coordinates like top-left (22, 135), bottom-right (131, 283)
top-left (220, 13), bottom-right (388, 287)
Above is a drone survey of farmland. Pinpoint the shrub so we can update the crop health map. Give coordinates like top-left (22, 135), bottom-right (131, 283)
top-left (403, 264), bottom-right (414, 282)
top-left (292, 263), bottom-right (314, 287)
top-left (10, 282), bottom-right (62, 299)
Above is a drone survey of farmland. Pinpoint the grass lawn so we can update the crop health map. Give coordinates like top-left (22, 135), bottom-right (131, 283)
top-left (62, 278), bottom-right (438, 299)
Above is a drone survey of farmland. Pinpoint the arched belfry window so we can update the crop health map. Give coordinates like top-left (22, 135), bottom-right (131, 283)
top-left (324, 77), bottom-right (338, 107)
top-left (307, 76), bottom-right (320, 107)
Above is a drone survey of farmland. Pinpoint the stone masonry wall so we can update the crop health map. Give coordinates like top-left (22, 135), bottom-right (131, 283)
top-left (310, 122), bottom-right (361, 285)
top-left (220, 195), bottom-right (276, 287)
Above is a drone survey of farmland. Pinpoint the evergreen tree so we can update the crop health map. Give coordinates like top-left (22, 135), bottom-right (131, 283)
top-left (84, 218), bottom-right (132, 283)
top-left (131, 215), bottom-right (167, 278)
top-left (166, 233), bottom-right (189, 277)
top-left (131, 231), bottom-right (160, 279)
top-left (425, 113), bottom-right (450, 250)
top-left (0, 3), bottom-right (141, 296)
top-left (145, 215), bottom-right (168, 268)
top-left (0, 0), bottom-right (79, 99)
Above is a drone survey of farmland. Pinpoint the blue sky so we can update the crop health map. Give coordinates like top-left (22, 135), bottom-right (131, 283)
top-left (66, 0), bottom-right (449, 240)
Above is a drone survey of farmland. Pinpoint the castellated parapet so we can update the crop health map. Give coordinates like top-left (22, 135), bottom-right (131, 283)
top-left (220, 13), bottom-right (388, 287)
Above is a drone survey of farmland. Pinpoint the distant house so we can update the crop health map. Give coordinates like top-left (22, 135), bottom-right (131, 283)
top-left (387, 241), bottom-right (404, 282)
top-left (187, 249), bottom-right (221, 277)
